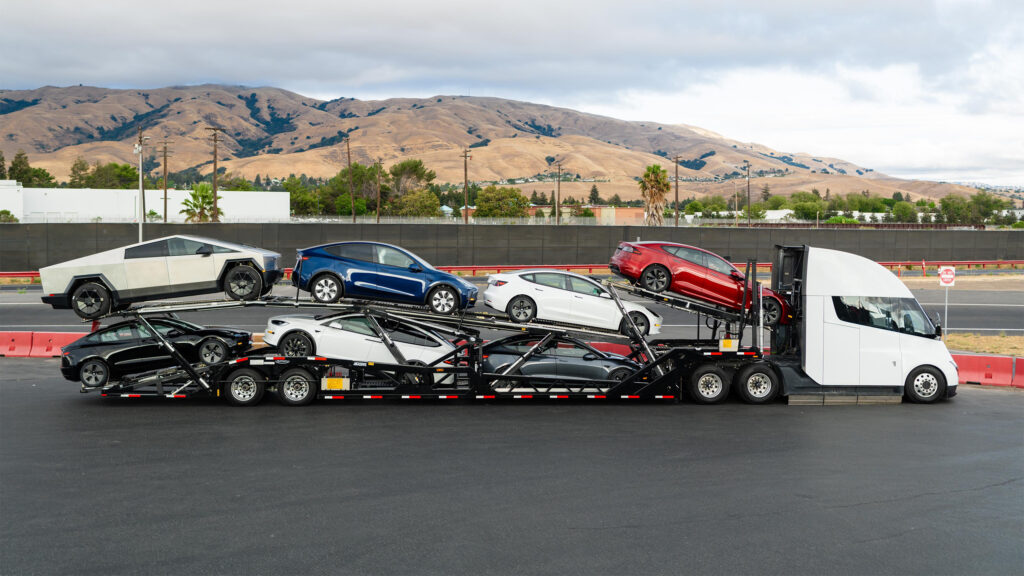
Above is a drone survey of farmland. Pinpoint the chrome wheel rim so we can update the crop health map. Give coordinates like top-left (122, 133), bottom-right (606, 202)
top-left (697, 373), bottom-right (723, 398)
top-left (644, 268), bottom-right (668, 291)
top-left (314, 278), bottom-right (338, 301)
top-left (230, 376), bottom-right (258, 402)
top-left (762, 299), bottom-right (781, 324)
top-left (81, 363), bottom-right (105, 386)
top-left (282, 375), bottom-right (311, 402)
top-left (746, 372), bottom-right (772, 398)
top-left (75, 289), bottom-right (104, 315)
top-left (229, 270), bottom-right (256, 297)
top-left (432, 289), bottom-right (455, 313)
top-left (510, 299), bottom-right (533, 321)
top-left (200, 341), bottom-right (226, 364)
top-left (283, 335), bottom-right (310, 357)
top-left (913, 372), bottom-right (939, 399)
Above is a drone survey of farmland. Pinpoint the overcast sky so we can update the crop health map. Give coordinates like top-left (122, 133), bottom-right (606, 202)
top-left (3, 0), bottom-right (1022, 185)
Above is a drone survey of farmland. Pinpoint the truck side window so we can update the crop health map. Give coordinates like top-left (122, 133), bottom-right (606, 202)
top-left (832, 296), bottom-right (935, 338)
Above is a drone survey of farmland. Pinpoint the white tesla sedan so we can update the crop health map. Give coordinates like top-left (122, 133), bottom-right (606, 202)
top-left (263, 312), bottom-right (457, 365)
top-left (482, 270), bottom-right (662, 336)
top-left (40, 235), bottom-right (282, 319)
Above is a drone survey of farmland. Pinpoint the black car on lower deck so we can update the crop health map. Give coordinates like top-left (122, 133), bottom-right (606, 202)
top-left (481, 333), bottom-right (640, 382)
top-left (61, 317), bottom-right (251, 388)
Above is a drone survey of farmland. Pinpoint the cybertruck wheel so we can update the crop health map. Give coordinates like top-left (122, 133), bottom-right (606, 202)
top-left (71, 281), bottom-right (111, 320)
top-left (224, 265), bottom-right (263, 301)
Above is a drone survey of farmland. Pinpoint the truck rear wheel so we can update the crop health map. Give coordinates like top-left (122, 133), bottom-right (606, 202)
top-left (734, 363), bottom-right (780, 404)
top-left (687, 365), bottom-right (730, 404)
top-left (224, 368), bottom-right (265, 407)
top-left (277, 368), bottom-right (317, 406)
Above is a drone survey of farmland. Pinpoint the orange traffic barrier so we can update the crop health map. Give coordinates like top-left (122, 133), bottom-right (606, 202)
top-left (28, 332), bottom-right (87, 358)
top-left (952, 354), bottom-right (1014, 387)
top-left (1, 332), bottom-right (34, 357)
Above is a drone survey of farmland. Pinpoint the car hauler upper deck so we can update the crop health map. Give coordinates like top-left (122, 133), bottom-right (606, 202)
top-left (69, 245), bottom-right (957, 405)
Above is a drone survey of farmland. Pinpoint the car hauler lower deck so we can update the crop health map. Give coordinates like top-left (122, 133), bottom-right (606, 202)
top-left (75, 245), bottom-right (957, 406)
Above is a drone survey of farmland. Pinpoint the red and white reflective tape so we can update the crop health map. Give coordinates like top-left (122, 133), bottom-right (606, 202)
top-left (438, 395), bottom-right (458, 399)
top-left (654, 395), bottom-right (674, 399)
top-left (401, 395), bottom-right (422, 399)
top-left (167, 394), bottom-right (187, 399)
top-left (513, 394), bottom-right (533, 399)
top-left (323, 395), bottom-right (344, 400)
top-left (475, 395), bottom-right (496, 399)
top-left (587, 394), bottom-right (607, 399)
top-left (620, 394), bottom-right (640, 399)
top-left (549, 394), bottom-right (569, 399)
top-left (363, 395), bottom-right (382, 399)
top-left (231, 357), bottom-right (249, 364)
top-left (121, 394), bottom-right (141, 398)
top-left (704, 352), bottom-right (723, 356)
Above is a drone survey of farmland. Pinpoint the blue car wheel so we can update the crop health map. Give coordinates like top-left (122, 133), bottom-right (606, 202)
top-left (427, 285), bottom-right (459, 314)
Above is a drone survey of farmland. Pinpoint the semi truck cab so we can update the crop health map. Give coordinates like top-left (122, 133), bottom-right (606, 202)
top-left (771, 245), bottom-right (957, 402)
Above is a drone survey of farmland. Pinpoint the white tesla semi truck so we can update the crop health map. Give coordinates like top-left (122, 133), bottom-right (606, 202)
top-left (770, 245), bottom-right (958, 402)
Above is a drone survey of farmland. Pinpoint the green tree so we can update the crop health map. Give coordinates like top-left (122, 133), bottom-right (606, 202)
top-left (388, 159), bottom-right (436, 197)
top-left (742, 203), bottom-right (767, 220)
top-left (334, 193), bottom-right (367, 216)
top-left (69, 157), bottom-right (90, 188)
top-left (8, 151), bottom-right (32, 185)
top-left (940, 195), bottom-right (969, 225)
top-left (891, 201), bottom-right (918, 223)
top-left (391, 189), bottom-right (442, 217)
top-left (474, 186), bottom-right (529, 217)
top-left (760, 184), bottom-right (771, 202)
top-left (29, 167), bottom-right (57, 187)
top-left (766, 195), bottom-right (788, 210)
top-left (966, 190), bottom-right (1008, 224)
top-left (88, 162), bottom-right (139, 189)
top-left (220, 173), bottom-right (252, 191)
top-left (529, 190), bottom-right (541, 205)
top-left (684, 200), bottom-right (704, 215)
top-left (588, 184), bottom-right (603, 205)
top-left (179, 183), bottom-right (223, 222)
top-left (608, 193), bottom-right (622, 206)
top-left (0, 209), bottom-right (18, 223)
top-left (704, 195), bottom-right (729, 211)
top-left (792, 201), bottom-right (826, 220)
top-left (638, 164), bottom-right (670, 226)
top-left (0, 151), bottom-right (7, 179)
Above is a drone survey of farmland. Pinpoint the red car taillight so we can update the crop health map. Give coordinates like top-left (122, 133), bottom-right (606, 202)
top-left (491, 280), bottom-right (507, 286)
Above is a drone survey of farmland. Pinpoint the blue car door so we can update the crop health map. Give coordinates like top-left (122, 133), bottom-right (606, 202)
top-left (372, 245), bottom-right (426, 304)
top-left (325, 243), bottom-right (378, 298)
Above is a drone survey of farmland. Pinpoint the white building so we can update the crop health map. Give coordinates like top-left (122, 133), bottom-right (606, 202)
top-left (0, 181), bottom-right (289, 223)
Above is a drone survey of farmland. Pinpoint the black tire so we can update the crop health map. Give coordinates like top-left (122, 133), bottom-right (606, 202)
top-left (640, 265), bottom-right (671, 293)
top-left (734, 363), bottom-right (780, 404)
top-left (619, 311), bottom-right (650, 336)
top-left (279, 331), bottom-right (315, 358)
top-left (198, 338), bottom-right (229, 365)
top-left (607, 367), bottom-right (633, 383)
top-left (277, 368), bottom-right (318, 406)
top-left (427, 285), bottom-right (459, 315)
top-left (687, 364), bottom-right (730, 404)
top-left (761, 297), bottom-right (783, 327)
top-left (506, 295), bottom-right (537, 323)
top-left (71, 281), bottom-right (112, 320)
top-left (310, 273), bottom-right (343, 304)
top-left (223, 368), bottom-right (265, 407)
top-left (223, 265), bottom-right (263, 301)
top-left (904, 366), bottom-right (946, 404)
top-left (79, 358), bottom-right (109, 388)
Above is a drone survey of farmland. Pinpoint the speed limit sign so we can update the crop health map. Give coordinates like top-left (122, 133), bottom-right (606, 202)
top-left (938, 266), bottom-right (956, 287)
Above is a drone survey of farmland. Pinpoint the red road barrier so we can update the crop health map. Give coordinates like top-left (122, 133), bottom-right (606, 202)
top-left (0, 332), bottom-right (34, 357)
top-left (1014, 358), bottom-right (1024, 389)
top-left (0, 271), bottom-right (40, 278)
top-left (29, 332), bottom-right (87, 358)
top-left (952, 354), bottom-right (1014, 387)
top-left (589, 342), bottom-right (633, 356)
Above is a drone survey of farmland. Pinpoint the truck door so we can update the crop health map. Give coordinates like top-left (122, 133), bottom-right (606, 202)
top-left (857, 297), bottom-right (902, 386)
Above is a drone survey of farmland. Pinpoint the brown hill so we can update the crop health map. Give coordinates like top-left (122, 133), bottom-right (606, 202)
top-left (0, 84), bottom-right (975, 202)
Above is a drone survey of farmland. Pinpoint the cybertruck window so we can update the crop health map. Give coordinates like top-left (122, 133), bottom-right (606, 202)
top-left (125, 240), bottom-right (169, 259)
top-left (833, 296), bottom-right (936, 338)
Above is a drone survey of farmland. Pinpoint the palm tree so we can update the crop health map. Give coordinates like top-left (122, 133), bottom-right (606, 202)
top-left (179, 182), bottom-right (224, 223)
top-left (638, 164), bottom-right (670, 226)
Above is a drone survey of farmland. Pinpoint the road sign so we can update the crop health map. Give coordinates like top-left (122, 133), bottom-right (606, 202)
top-left (938, 266), bottom-right (956, 287)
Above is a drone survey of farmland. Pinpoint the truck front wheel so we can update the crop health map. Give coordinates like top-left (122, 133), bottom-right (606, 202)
top-left (904, 366), bottom-right (946, 404)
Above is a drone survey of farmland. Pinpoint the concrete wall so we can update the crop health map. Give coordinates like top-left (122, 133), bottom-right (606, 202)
top-left (0, 223), bottom-right (1020, 271)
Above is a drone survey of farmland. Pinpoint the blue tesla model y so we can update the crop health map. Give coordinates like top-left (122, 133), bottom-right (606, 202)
top-left (292, 241), bottom-right (477, 314)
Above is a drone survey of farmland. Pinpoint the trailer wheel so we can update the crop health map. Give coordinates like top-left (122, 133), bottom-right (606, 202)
top-left (687, 365), bottom-right (730, 404)
top-left (277, 368), bottom-right (318, 406)
top-left (224, 368), bottom-right (265, 407)
top-left (904, 366), bottom-right (946, 404)
top-left (735, 363), bottom-right (780, 404)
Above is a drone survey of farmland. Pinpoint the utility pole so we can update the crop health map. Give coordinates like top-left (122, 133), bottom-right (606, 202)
top-left (345, 137), bottom-right (355, 223)
top-left (133, 127), bottom-right (149, 242)
top-left (556, 162), bottom-right (564, 225)
top-left (461, 148), bottom-right (471, 224)
top-left (375, 158), bottom-right (383, 224)
top-left (743, 160), bottom-right (751, 227)
top-left (671, 155), bottom-right (682, 227)
top-left (157, 140), bottom-right (173, 223)
top-left (205, 127), bottom-right (224, 222)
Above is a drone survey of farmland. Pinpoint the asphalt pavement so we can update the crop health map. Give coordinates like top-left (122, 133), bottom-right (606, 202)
top-left (1, 357), bottom-right (1021, 575)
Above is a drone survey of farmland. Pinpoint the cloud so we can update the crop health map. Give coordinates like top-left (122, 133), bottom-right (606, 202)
top-left (1, 0), bottom-right (1021, 183)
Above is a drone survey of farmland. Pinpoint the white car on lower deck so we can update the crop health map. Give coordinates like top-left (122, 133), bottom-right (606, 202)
top-left (483, 269), bottom-right (662, 336)
top-left (262, 312), bottom-right (456, 365)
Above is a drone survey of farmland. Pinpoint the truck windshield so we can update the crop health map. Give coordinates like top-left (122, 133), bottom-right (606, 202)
top-left (832, 296), bottom-right (937, 338)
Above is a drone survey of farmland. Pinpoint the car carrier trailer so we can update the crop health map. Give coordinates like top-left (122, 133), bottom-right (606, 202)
top-left (73, 245), bottom-right (957, 406)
